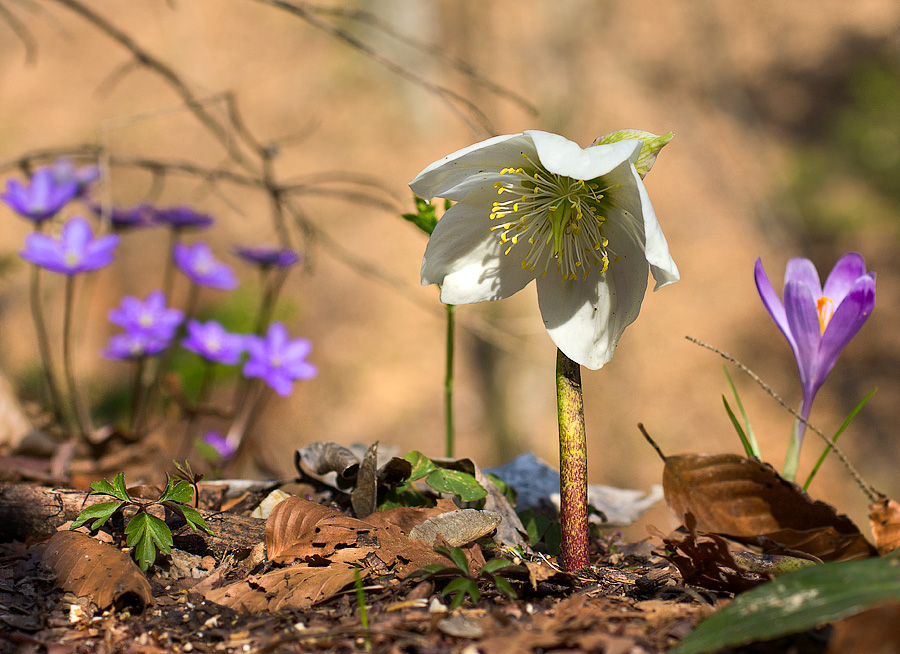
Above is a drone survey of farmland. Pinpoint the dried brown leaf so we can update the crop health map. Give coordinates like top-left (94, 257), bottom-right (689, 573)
top-left (265, 495), bottom-right (374, 564)
top-left (205, 563), bottom-right (358, 612)
top-left (663, 453), bottom-right (875, 561)
top-left (39, 531), bottom-right (153, 610)
top-left (408, 509), bottom-right (501, 546)
top-left (350, 441), bottom-right (378, 518)
top-left (869, 496), bottom-right (900, 556)
top-left (826, 601), bottom-right (900, 654)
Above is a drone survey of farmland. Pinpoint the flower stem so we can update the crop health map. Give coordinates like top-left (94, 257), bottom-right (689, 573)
top-left (556, 348), bottom-right (589, 571)
top-left (783, 395), bottom-right (813, 482)
top-left (444, 303), bottom-right (455, 458)
top-left (62, 275), bottom-right (93, 440)
top-left (28, 263), bottom-right (71, 431)
top-left (128, 356), bottom-right (147, 432)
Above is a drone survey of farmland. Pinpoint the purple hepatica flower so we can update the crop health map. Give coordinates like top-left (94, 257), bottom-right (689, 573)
top-left (109, 291), bottom-right (183, 342)
top-left (243, 322), bottom-right (317, 397)
top-left (182, 319), bottom-right (245, 365)
top-left (89, 202), bottom-right (156, 230)
top-left (50, 159), bottom-right (100, 197)
top-left (234, 245), bottom-right (301, 269)
top-left (202, 431), bottom-right (237, 461)
top-left (103, 331), bottom-right (170, 360)
top-left (20, 216), bottom-right (120, 275)
top-left (174, 242), bottom-right (239, 290)
top-left (1, 167), bottom-right (79, 223)
top-left (153, 206), bottom-right (214, 230)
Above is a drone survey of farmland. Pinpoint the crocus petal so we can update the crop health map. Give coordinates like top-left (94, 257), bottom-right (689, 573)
top-left (815, 276), bottom-right (875, 390)
top-left (528, 130), bottom-right (641, 181)
top-left (754, 259), bottom-right (797, 353)
top-left (784, 258), bottom-right (822, 297)
top-left (822, 252), bottom-right (868, 304)
top-left (421, 185), bottom-right (536, 304)
top-left (783, 279), bottom-right (822, 395)
top-left (536, 220), bottom-right (649, 370)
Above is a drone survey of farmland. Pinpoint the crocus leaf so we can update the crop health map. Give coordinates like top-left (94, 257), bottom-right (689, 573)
top-left (722, 396), bottom-right (755, 460)
top-left (425, 469), bottom-right (487, 502)
top-left (723, 366), bottom-right (759, 458)
top-left (70, 501), bottom-right (122, 530)
top-left (674, 557), bottom-right (900, 654)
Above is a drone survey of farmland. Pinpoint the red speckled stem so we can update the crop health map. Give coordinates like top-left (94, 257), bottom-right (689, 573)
top-left (556, 348), bottom-right (589, 571)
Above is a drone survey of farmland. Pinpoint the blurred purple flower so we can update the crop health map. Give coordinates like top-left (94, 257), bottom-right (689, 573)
top-left (234, 245), bottom-right (301, 269)
top-left (755, 253), bottom-right (875, 477)
top-left (103, 331), bottom-right (170, 360)
top-left (20, 216), bottom-right (120, 275)
top-left (181, 319), bottom-right (245, 365)
top-left (109, 291), bottom-right (183, 342)
top-left (153, 206), bottom-right (214, 230)
top-left (202, 431), bottom-right (237, 461)
top-left (174, 242), bottom-right (239, 290)
top-left (243, 322), bottom-right (316, 396)
top-left (50, 159), bottom-right (100, 197)
top-left (1, 167), bottom-right (78, 223)
top-left (89, 202), bottom-right (156, 230)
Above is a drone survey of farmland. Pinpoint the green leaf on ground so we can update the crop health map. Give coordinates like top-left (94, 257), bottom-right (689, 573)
top-left (70, 501), bottom-right (122, 530)
top-left (425, 468), bottom-right (487, 502)
top-left (674, 557), bottom-right (900, 654)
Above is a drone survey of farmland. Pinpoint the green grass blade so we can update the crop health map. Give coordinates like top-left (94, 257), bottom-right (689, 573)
top-left (724, 367), bottom-right (760, 458)
top-left (803, 387), bottom-right (877, 491)
top-left (722, 396), bottom-right (756, 459)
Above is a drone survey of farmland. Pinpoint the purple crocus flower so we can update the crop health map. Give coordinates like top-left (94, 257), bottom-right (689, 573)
top-left (202, 431), bottom-right (237, 461)
top-left (109, 291), bottom-right (183, 342)
top-left (173, 242), bottom-right (239, 290)
top-left (1, 167), bottom-right (79, 223)
top-left (755, 253), bottom-right (875, 477)
top-left (234, 245), bottom-right (301, 269)
top-left (243, 322), bottom-right (316, 396)
top-left (103, 331), bottom-right (171, 360)
top-left (20, 216), bottom-right (120, 274)
top-left (153, 206), bottom-right (214, 230)
top-left (181, 319), bottom-right (245, 365)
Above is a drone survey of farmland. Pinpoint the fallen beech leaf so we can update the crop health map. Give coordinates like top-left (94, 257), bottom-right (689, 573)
top-left (350, 441), bottom-right (378, 518)
top-left (205, 563), bottom-right (357, 611)
top-left (826, 602), bottom-right (900, 654)
top-left (266, 496), bottom-right (373, 564)
top-left (39, 531), bottom-right (153, 610)
top-left (663, 453), bottom-right (874, 561)
top-left (361, 499), bottom-right (459, 535)
top-left (409, 509), bottom-right (501, 547)
top-left (868, 496), bottom-right (900, 555)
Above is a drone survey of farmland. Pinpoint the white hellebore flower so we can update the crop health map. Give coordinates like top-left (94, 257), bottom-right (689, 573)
top-left (410, 130), bottom-right (679, 370)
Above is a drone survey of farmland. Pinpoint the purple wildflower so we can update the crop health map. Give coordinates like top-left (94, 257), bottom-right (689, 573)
top-left (50, 159), bottom-right (100, 197)
top-left (20, 216), bottom-right (120, 275)
top-left (89, 202), bottom-right (156, 230)
top-left (755, 253), bottom-right (875, 477)
top-left (153, 206), bottom-right (214, 230)
top-left (1, 167), bottom-right (78, 223)
top-left (181, 319), bottom-right (245, 365)
top-left (109, 291), bottom-right (183, 342)
top-left (202, 431), bottom-right (237, 461)
top-left (174, 242), bottom-right (239, 290)
top-left (234, 245), bottom-right (301, 269)
top-left (243, 322), bottom-right (316, 396)
top-left (103, 331), bottom-right (171, 360)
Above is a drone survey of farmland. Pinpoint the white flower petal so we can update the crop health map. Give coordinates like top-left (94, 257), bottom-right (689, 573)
top-left (628, 167), bottom-right (679, 289)
top-left (536, 220), bottom-right (649, 370)
top-left (410, 133), bottom-right (537, 201)
top-left (422, 184), bottom-right (536, 304)
top-left (527, 130), bottom-right (641, 181)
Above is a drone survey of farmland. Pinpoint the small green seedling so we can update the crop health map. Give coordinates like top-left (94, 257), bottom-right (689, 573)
top-left (71, 471), bottom-right (213, 571)
top-left (417, 546), bottom-right (519, 609)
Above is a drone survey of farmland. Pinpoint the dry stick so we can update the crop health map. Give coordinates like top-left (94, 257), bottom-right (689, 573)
top-left (0, 1), bottom-right (38, 63)
top-left (685, 335), bottom-right (878, 502)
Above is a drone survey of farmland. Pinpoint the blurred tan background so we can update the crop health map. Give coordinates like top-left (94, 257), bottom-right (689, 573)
top-left (2, 0), bottom-right (900, 534)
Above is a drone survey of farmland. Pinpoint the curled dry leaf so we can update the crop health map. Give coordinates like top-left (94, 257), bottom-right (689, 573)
top-left (205, 563), bottom-right (358, 612)
top-left (39, 531), bottom-right (153, 610)
top-left (408, 509), bottom-right (501, 547)
top-left (265, 496), bottom-right (374, 564)
top-left (663, 453), bottom-right (875, 561)
top-left (868, 496), bottom-right (900, 556)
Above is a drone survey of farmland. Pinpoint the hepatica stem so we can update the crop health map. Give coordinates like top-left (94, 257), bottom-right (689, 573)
top-left (444, 303), bottom-right (455, 458)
